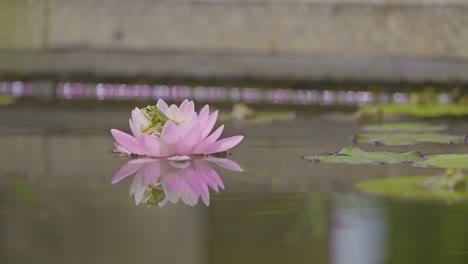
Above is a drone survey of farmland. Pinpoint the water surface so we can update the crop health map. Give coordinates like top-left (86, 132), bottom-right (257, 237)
top-left (1, 101), bottom-right (467, 264)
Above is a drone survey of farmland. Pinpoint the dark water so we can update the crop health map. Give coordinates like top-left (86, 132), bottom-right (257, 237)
top-left (1, 102), bottom-right (468, 264)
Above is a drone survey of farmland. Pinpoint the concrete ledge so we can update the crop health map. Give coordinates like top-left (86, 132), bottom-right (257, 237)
top-left (2, 0), bottom-right (468, 83)
top-left (0, 0), bottom-right (46, 49)
top-left (2, 50), bottom-right (468, 84)
top-left (45, 0), bottom-right (468, 60)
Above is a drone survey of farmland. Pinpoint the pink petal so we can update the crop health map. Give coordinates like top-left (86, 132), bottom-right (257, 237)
top-left (129, 119), bottom-right (142, 139)
top-left (184, 123), bottom-right (202, 147)
top-left (202, 110), bottom-right (218, 139)
top-left (185, 170), bottom-right (210, 206)
top-left (161, 120), bottom-right (180, 144)
top-left (206, 135), bottom-right (244, 154)
top-left (167, 155), bottom-right (191, 161)
top-left (140, 133), bottom-right (162, 157)
top-left (131, 108), bottom-right (149, 128)
top-left (166, 105), bottom-right (180, 120)
top-left (197, 105), bottom-right (210, 126)
top-left (205, 170), bottom-right (225, 192)
top-left (111, 129), bottom-right (146, 155)
top-left (111, 161), bottom-right (144, 184)
top-left (156, 99), bottom-right (169, 113)
top-left (193, 125), bottom-right (224, 154)
top-left (179, 99), bottom-right (189, 109)
top-left (205, 157), bottom-right (244, 172)
top-left (179, 99), bottom-right (193, 116)
top-left (139, 162), bottom-right (161, 184)
top-left (195, 161), bottom-right (224, 192)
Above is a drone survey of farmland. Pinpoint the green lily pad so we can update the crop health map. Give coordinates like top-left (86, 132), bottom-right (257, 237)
top-left (353, 133), bottom-right (467, 146)
top-left (0, 95), bottom-right (15, 106)
top-left (361, 122), bottom-right (446, 133)
top-left (304, 146), bottom-right (424, 165)
top-left (359, 104), bottom-right (468, 118)
top-left (415, 154), bottom-right (468, 169)
top-left (220, 112), bottom-right (295, 125)
top-left (219, 103), bottom-right (295, 125)
top-left (356, 176), bottom-right (468, 204)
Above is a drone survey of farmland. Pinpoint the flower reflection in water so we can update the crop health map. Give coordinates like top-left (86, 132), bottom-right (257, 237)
top-left (112, 157), bottom-right (243, 207)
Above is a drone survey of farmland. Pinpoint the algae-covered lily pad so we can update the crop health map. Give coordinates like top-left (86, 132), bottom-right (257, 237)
top-left (359, 104), bottom-right (468, 118)
top-left (356, 176), bottom-right (468, 204)
top-left (415, 154), bottom-right (468, 169)
top-left (304, 146), bottom-right (423, 164)
top-left (353, 133), bottom-right (467, 146)
top-left (361, 122), bottom-right (446, 133)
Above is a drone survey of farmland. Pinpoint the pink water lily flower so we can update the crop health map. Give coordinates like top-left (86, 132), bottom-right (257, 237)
top-left (112, 157), bottom-right (243, 207)
top-left (111, 99), bottom-right (243, 159)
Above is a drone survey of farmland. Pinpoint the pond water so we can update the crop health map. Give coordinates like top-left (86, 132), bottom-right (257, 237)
top-left (1, 86), bottom-right (468, 264)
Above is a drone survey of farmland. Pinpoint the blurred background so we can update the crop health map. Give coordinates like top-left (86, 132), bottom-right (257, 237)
top-left (2, 0), bottom-right (468, 84)
top-left (1, 1), bottom-right (468, 264)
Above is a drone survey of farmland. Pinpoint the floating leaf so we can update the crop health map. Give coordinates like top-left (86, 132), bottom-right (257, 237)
top-left (0, 95), bottom-right (15, 106)
top-left (304, 146), bottom-right (423, 165)
top-left (243, 112), bottom-right (296, 125)
top-left (220, 111), bottom-right (295, 125)
top-left (415, 154), bottom-right (468, 169)
top-left (219, 103), bottom-right (296, 125)
top-left (356, 176), bottom-right (468, 204)
top-left (361, 122), bottom-right (446, 133)
top-left (359, 104), bottom-right (468, 118)
top-left (353, 133), bottom-right (467, 146)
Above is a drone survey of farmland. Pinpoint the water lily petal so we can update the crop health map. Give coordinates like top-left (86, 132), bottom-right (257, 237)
top-left (111, 162), bottom-right (144, 184)
top-left (140, 133), bottom-right (162, 157)
top-left (197, 105), bottom-right (210, 127)
top-left (193, 125), bottom-right (224, 154)
top-left (206, 136), bottom-right (244, 154)
top-left (111, 129), bottom-right (146, 155)
top-left (139, 162), bottom-right (161, 184)
top-left (167, 155), bottom-right (192, 161)
top-left (156, 99), bottom-right (169, 113)
top-left (184, 123), bottom-right (202, 147)
top-left (180, 100), bottom-right (195, 121)
top-left (166, 104), bottom-right (181, 121)
top-left (206, 157), bottom-right (244, 172)
top-left (194, 161), bottom-right (224, 192)
top-left (202, 110), bottom-right (218, 139)
top-left (131, 108), bottom-right (149, 128)
top-left (161, 120), bottom-right (180, 144)
top-left (129, 119), bottom-right (142, 140)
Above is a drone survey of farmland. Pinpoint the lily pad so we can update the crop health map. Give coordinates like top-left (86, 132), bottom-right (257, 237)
top-left (304, 146), bottom-right (424, 165)
top-left (219, 103), bottom-right (296, 125)
top-left (356, 176), bottom-right (468, 204)
top-left (353, 133), bottom-right (467, 146)
top-left (359, 104), bottom-right (468, 118)
top-left (220, 112), bottom-right (295, 125)
top-left (415, 154), bottom-right (468, 169)
top-left (0, 95), bottom-right (15, 106)
top-left (361, 122), bottom-right (446, 133)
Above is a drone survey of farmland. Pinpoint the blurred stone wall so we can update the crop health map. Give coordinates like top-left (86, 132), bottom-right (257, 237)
top-left (1, 0), bottom-right (468, 83)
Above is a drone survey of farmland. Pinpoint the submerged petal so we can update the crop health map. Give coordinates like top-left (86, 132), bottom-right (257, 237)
top-left (111, 161), bottom-right (145, 184)
top-left (167, 155), bottom-right (192, 161)
top-left (205, 157), bottom-right (244, 172)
